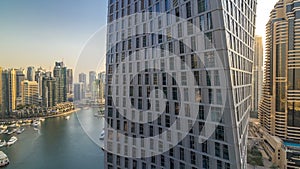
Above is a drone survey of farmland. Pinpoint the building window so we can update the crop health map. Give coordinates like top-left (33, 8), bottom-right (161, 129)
top-left (198, 0), bottom-right (207, 13)
top-left (223, 145), bottom-right (229, 160)
top-left (207, 12), bottom-right (213, 30)
top-left (203, 155), bottom-right (209, 169)
top-left (215, 142), bottom-right (221, 157)
top-left (186, 2), bottom-right (192, 18)
top-left (216, 125), bottom-right (225, 141)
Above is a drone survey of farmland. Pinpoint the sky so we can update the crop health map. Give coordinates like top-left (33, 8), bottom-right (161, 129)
top-left (0, 0), bottom-right (278, 80)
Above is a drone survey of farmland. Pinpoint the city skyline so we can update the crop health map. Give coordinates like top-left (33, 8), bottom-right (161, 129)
top-left (0, 0), bottom-right (277, 72)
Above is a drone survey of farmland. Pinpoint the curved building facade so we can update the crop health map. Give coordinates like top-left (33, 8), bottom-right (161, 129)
top-left (105, 0), bottom-right (257, 169)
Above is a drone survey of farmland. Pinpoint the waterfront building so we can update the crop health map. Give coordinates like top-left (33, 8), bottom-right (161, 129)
top-left (259, 0), bottom-right (300, 168)
top-left (0, 67), bottom-right (2, 117)
top-left (98, 72), bottom-right (105, 104)
top-left (2, 69), bottom-right (17, 117)
top-left (89, 71), bottom-right (96, 92)
top-left (21, 80), bottom-right (39, 106)
top-left (35, 67), bottom-right (47, 98)
top-left (251, 36), bottom-right (264, 118)
top-left (26, 66), bottom-right (35, 81)
top-left (16, 69), bottom-right (26, 98)
top-left (74, 83), bottom-right (84, 101)
top-left (67, 69), bottom-right (73, 94)
top-left (79, 73), bottom-right (87, 98)
top-left (105, 0), bottom-right (257, 169)
top-left (42, 77), bottom-right (57, 107)
top-left (53, 62), bottom-right (67, 103)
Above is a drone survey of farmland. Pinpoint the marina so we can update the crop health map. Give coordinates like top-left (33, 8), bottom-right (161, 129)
top-left (0, 108), bottom-right (104, 169)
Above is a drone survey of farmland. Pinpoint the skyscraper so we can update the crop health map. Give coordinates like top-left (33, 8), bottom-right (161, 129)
top-left (105, 1), bottom-right (257, 169)
top-left (251, 36), bottom-right (264, 118)
top-left (53, 62), bottom-right (67, 103)
top-left (27, 66), bottom-right (35, 81)
top-left (42, 77), bottom-right (57, 107)
top-left (79, 73), bottom-right (87, 98)
top-left (16, 69), bottom-right (26, 98)
top-left (259, 0), bottom-right (300, 168)
top-left (98, 72), bottom-right (106, 104)
top-left (2, 69), bottom-right (17, 117)
top-left (0, 67), bottom-right (2, 117)
top-left (35, 67), bottom-right (46, 98)
top-left (21, 80), bottom-right (39, 106)
top-left (67, 69), bottom-right (73, 94)
top-left (74, 83), bottom-right (84, 101)
top-left (89, 71), bottom-right (96, 92)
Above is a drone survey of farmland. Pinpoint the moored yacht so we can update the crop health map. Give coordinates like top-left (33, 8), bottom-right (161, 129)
top-left (31, 121), bottom-right (40, 127)
top-left (0, 141), bottom-right (6, 148)
top-left (0, 151), bottom-right (9, 167)
top-left (7, 136), bottom-right (17, 146)
top-left (16, 128), bottom-right (25, 134)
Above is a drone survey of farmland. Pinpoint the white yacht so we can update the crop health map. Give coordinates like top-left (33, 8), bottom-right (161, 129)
top-left (31, 121), bottom-right (40, 127)
top-left (16, 128), bottom-right (25, 134)
top-left (0, 151), bottom-right (9, 167)
top-left (7, 136), bottom-right (17, 146)
top-left (7, 129), bottom-right (17, 135)
top-left (0, 141), bottom-right (6, 148)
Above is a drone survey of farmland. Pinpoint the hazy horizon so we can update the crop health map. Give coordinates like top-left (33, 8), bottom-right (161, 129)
top-left (0, 0), bottom-right (278, 80)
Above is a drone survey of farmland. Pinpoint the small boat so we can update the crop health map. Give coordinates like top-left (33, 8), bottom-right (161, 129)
top-left (8, 124), bottom-right (16, 128)
top-left (99, 130), bottom-right (105, 140)
top-left (0, 130), bottom-right (5, 134)
top-left (7, 136), bottom-right (17, 146)
top-left (3, 130), bottom-right (8, 134)
top-left (39, 118), bottom-right (45, 122)
top-left (0, 151), bottom-right (9, 167)
top-left (0, 141), bottom-right (6, 147)
top-left (0, 125), bottom-right (7, 130)
top-left (16, 128), bottom-right (25, 134)
top-left (31, 121), bottom-right (40, 127)
top-left (65, 116), bottom-right (70, 120)
top-left (7, 129), bottom-right (17, 135)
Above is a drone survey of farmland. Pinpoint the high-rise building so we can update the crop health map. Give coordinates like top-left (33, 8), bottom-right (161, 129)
top-left (35, 67), bottom-right (46, 98)
top-left (89, 71), bottom-right (96, 92)
top-left (42, 77), bottom-right (57, 107)
top-left (0, 67), bottom-right (2, 117)
top-left (105, 1), bottom-right (257, 169)
top-left (16, 69), bottom-right (26, 98)
top-left (67, 69), bottom-right (73, 94)
top-left (53, 62), bottom-right (67, 103)
top-left (16, 69), bottom-right (26, 106)
top-left (74, 83), bottom-right (84, 101)
top-left (251, 36), bottom-right (264, 118)
top-left (79, 73), bottom-right (87, 97)
top-left (21, 80), bottom-right (39, 106)
top-left (259, 0), bottom-right (300, 168)
top-left (98, 72), bottom-right (105, 104)
top-left (27, 66), bottom-right (35, 81)
top-left (2, 69), bottom-right (17, 117)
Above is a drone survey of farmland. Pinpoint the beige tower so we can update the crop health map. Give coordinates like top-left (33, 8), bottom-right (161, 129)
top-left (252, 36), bottom-right (264, 118)
top-left (259, 0), bottom-right (300, 168)
top-left (21, 80), bottom-right (39, 106)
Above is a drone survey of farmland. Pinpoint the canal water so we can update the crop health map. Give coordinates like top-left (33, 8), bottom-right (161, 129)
top-left (0, 108), bottom-right (105, 169)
